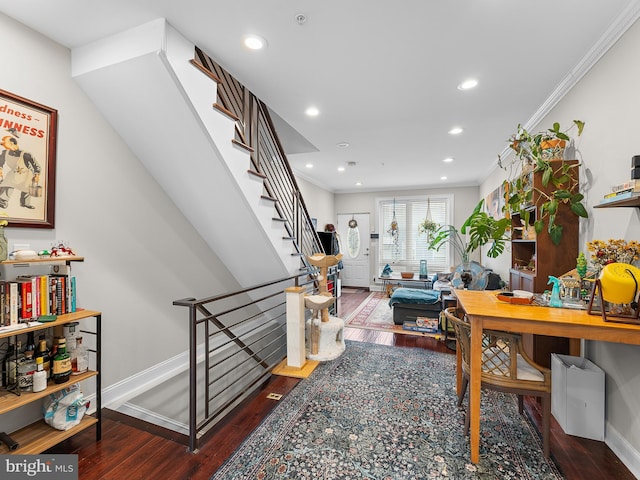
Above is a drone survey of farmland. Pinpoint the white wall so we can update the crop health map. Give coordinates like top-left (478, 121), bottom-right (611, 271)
top-left (480, 18), bottom-right (640, 474)
top-left (296, 176), bottom-right (335, 231)
top-left (0, 12), bottom-right (237, 409)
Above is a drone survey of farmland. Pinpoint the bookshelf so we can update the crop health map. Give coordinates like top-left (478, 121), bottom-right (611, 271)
top-left (594, 192), bottom-right (640, 208)
top-left (0, 256), bottom-right (101, 454)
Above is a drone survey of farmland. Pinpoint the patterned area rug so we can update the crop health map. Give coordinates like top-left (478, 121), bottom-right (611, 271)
top-left (211, 342), bottom-right (564, 479)
top-left (344, 292), bottom-right (443, 338)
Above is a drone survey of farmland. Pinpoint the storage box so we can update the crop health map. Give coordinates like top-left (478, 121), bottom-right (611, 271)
top-left (551, 353), bottom-right (605, 441)
top-left (392, 302), bottom-right (442, 325)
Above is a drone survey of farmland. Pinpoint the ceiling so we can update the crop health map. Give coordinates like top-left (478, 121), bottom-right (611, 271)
top-left (1, 1), bottom-right (638, 193)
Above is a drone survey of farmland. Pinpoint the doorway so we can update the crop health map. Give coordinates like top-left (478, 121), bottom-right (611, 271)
top-left (337, 213), bottom-right (370, 288)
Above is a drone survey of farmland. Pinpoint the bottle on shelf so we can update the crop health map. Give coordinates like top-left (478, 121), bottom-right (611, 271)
top-left (16, 349), bottom-right (36, 391)
top-left (70, 336), bottom-right (88, 375)
top-left (52, 337), bottom-right (72, 384)
top-left (24, 332), bottom-right (36, 358)
top-left (32, 356), bottom-right (47, 393)
top-left (35, 336), bottom-right (51, 379)
top-left (1, 338), bottom-right (15, 387)
top-left (6, 340), bottom-right (22, 387)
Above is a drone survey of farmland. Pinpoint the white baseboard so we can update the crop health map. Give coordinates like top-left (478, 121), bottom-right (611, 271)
top-left (116, 402), bottom-right (188, 435)
top-left (605, 422), bottom-right (640, 478)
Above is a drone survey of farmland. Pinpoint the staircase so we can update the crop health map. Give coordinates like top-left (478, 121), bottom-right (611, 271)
top-left (71, 18), bottom-right (320, 287)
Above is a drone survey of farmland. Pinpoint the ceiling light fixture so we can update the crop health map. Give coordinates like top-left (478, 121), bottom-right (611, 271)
top-left (355, 181), bottom-right (363, 186)
top-left (305, 106), bottom-right (319, 117)
top-left (336, 142), bottom-right (350, 148)
top-left (243, 34), bottom-right (267, 50)
top-left (448, 127), bottom-right (463, 135)
top-left (440, 176), bottom-right (448, 180)
top-left (305, 163), bottom-right (313, 169)
top-left (295, 13), bottom-right (307, 25)
top-left (337, 166), bottom-right (345, 172)
top-left (443, 157), bottom-right (454, 163)
top-left (458, 79), bottom-right (478, 90)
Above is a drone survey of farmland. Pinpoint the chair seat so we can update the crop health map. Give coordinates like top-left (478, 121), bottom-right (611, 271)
top-left (445, 306), bottom-right (551, 458)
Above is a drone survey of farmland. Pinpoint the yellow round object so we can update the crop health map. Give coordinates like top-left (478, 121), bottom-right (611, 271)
top-left (599, 263), bottom-right (640, 304)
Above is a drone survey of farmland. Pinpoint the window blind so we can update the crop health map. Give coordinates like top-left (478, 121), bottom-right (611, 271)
top-left (379, 196), bottom-right (452, 273)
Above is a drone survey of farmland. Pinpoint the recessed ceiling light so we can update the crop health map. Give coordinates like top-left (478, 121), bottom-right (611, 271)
top-left (443, 157), bottom-right (454, 163)
top-left (440, 176), bottom-right (448, 180)
top-left (305, 163), bottom-right (313, 169)
top-left (458, 79), bottom-right (478, 90)
top-left (336, 142), bottom-right (350, 148)
top-left (305, 106), bottom-right (319, 117)
top-left (448, 127), bottom-right (463, 135)
top-left (337, 166), bottom-right (345, 172)
top-left (355, 181), bottom-right (362, 186)
top-left (243, 34), bottom-right (267, 50)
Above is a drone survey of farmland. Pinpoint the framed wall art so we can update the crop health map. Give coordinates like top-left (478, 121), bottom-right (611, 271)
top-left (0, 89), bottom-right (57, 228)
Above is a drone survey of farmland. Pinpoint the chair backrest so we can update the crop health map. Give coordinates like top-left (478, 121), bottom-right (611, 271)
top-left (444, 307), bottom-right (550, 391)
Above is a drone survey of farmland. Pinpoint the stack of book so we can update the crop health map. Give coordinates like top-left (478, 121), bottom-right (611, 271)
top-left (599, 179), bottom-right (640, 204)
top-left (0, 271), bottom-right (77, 327)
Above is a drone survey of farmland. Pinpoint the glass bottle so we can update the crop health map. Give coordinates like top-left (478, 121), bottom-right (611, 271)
top-left (17, 350), bottom-right (36, 391)
top-left (24, 332), bottom-right (36, 358)
top-left (1, 338), bottom-right (15, 387)
top-left (71, 336), bottom-right (89, 375)
top-left (35, 337), bottom-right (51, 379)
top-left (52, 337), bottom-right (71, 384)
top-left (32, 356), bottom-right (47, 393)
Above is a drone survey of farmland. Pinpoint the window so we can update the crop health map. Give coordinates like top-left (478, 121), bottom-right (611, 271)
top-left (378, 195), bottom-right (453, 273)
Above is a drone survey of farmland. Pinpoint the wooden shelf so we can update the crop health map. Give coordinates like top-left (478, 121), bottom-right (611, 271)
top-left (0, 370), bottom-right (98, 415)
top-left (0, 309), bottom-right (101, 340)
top-left (0, 255), bottom-right (84, 265)
top-left (594, 193), bottom-right (640, 208)
top-left (0, 416), bottom-right (98, 454)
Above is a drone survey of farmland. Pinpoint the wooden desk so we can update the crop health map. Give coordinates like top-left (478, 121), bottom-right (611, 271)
top-left (454, 289), bottom-right (640, 464)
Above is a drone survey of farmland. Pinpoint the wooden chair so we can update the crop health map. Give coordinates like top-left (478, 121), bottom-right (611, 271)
top-left (444, 307), bottom-right (552, 458)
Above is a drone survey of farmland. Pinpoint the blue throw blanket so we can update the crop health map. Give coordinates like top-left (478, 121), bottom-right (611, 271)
top-left (389, 287), bottom-right (441, 307)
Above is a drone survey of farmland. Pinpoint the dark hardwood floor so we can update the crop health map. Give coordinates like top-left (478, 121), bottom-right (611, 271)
top-left (47, 288), bottom-right (634, 479)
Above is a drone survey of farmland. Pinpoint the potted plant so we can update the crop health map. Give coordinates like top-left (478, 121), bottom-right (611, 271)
top-left (428, 199), bottom-right (511, 261)
top-left (499, 120), bottom-right (588, 245)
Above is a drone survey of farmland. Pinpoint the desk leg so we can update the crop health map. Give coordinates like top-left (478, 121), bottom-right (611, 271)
top-left (470, 318), bottom-right (482, 464)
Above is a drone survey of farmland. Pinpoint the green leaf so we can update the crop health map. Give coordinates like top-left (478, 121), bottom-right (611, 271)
top-left (554, 189), bottom-right (572, 200)
top-left (574, 120), bottom-right (585, 136)
top-left (534, 219), bottom-right (544, 234)
top-left (542, 167), bottom-right (552, 186)
top-left (570, 202), bottom-right (589, 218)
top-left (571, 193), bottom-right (584, 202)
top-left (549, 223), bottom-right (563, 245)
top-left (547, 199), bottom-right (558, 215)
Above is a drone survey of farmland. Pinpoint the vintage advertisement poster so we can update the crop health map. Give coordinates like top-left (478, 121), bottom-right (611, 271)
top-left (0, 89), bottom-right (57, 228)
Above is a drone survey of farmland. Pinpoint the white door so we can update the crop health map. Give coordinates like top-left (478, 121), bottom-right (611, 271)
top-left (337, 213), bottom-right (370, 288)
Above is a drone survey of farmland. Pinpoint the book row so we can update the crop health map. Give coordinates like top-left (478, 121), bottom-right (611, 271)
top-left (0, 274), bottom-right (77, 326)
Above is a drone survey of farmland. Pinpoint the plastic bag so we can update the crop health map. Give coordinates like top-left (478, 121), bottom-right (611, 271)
top-left (42, 383), bottom-right (89, 431)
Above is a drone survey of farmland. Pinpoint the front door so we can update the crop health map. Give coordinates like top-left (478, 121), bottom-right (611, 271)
top-left (337, 213), bottom-right (370, 288)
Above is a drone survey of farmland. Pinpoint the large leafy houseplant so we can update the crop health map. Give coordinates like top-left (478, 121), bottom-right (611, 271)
top-left (428, 199), bottom-right (511, 262)
top-left (499, 120), bottom-right (588, 245)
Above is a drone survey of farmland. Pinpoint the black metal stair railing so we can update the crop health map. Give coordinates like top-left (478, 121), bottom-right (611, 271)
top-left (193, 47), bottom-right (323, 263)
top-left (173, 267), bottom-right (338, 452)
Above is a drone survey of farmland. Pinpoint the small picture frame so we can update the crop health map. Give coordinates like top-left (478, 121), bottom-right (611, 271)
top-left (0, 89), bottom-right (57, 228)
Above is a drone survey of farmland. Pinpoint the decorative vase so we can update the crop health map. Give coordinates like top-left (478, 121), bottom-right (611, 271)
top-left (0, 226), bottom-right (7, 261)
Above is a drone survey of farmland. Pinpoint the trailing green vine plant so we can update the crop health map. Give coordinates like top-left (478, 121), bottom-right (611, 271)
top-left (499, 120), bottom-right (588, 246)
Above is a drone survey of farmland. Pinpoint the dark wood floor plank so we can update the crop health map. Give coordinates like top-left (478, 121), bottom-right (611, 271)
top-left (42, 288), bottom-right (634, 480)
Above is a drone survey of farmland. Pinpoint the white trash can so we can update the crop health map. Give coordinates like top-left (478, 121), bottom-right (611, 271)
top-left (551, 353), bottom-right (605, 441)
